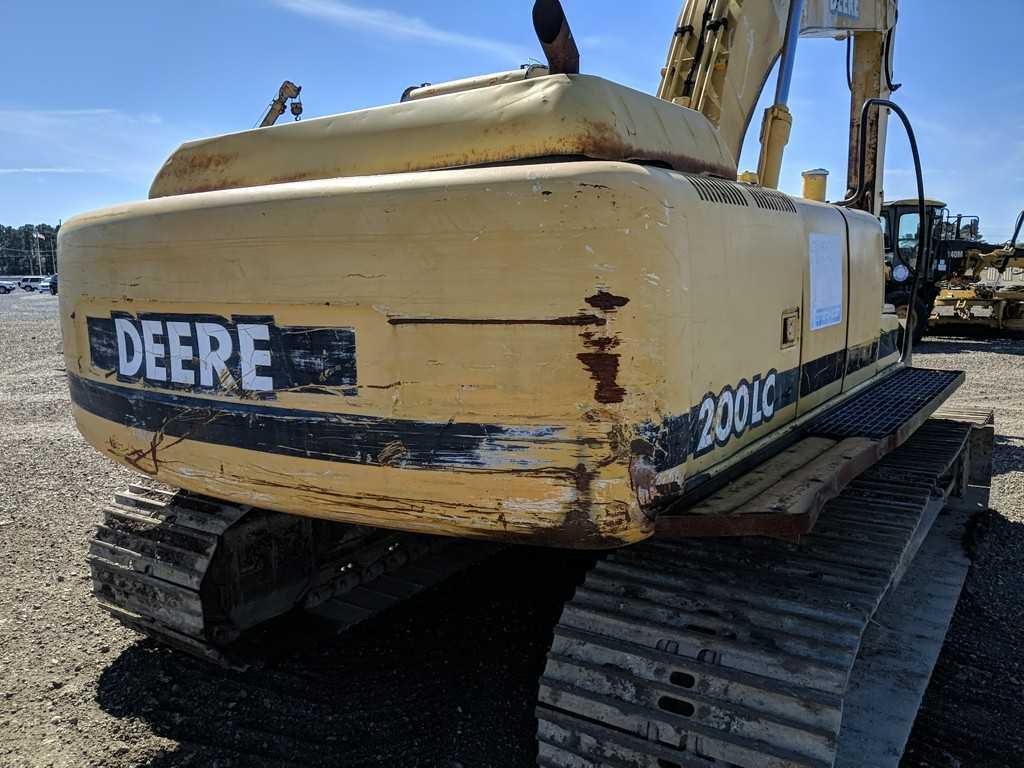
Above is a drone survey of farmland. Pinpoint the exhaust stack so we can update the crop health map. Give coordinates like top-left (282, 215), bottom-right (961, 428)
top-left (533, 0), bottom-right (580, 75)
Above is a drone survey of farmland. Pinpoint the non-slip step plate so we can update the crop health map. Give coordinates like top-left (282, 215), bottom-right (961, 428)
top-left (806, 367), bottom-right (963, 442)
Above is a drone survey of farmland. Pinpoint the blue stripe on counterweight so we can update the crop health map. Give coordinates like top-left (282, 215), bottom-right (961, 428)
top-left (67, 373), bottom-right (578, 472)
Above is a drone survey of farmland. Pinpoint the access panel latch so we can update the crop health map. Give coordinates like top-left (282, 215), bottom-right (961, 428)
top-left (782, 307), bottom-right (801, 348)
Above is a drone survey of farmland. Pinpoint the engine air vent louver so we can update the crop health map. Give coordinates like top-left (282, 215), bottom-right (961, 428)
top-left (748, 186), bottom-right (798, 214)
top-left (686, 176), bottom-right (748, 207)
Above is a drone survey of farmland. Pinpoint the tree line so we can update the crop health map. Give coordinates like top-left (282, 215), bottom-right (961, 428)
top-left (0, 223), bottom-right (60, 276)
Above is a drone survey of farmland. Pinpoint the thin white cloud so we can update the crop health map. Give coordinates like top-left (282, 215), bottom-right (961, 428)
top-left (272, 0), bottom-right (531, 62)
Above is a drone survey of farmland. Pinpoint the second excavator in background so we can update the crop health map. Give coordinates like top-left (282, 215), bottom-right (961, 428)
top-left (884, 200), bottom-right (1024, 336)
top-left (930, 208), bottom-right (1024, 333)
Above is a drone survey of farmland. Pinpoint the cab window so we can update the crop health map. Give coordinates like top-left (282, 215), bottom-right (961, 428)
top-left (897, 212), bottom-right (920, 268)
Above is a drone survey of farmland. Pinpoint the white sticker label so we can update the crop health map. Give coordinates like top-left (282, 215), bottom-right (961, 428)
top-left (809, 233), bottom-right (844, 331)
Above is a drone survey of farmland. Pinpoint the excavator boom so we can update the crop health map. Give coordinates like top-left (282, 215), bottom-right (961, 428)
top-left (658, 0), bottom-right (897, 211)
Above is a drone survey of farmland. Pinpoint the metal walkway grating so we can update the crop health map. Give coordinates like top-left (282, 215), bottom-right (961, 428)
top-left (806, 367), bottom-right (963, 441)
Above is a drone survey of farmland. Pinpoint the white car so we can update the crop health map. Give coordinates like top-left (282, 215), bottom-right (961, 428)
top-left (18, 276), bottom-right (49, 292)
top-left (0, 280), bottom-right (16, 294)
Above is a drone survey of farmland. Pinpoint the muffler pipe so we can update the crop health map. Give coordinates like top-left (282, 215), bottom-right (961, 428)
top-left (533, 0), bottom-right (580, 75)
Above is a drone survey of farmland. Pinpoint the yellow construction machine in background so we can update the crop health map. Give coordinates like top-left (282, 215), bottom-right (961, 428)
top-left (930, 208), bottom-right (1024, 332)
top-left (884, 200), bottom-right (1024, 336)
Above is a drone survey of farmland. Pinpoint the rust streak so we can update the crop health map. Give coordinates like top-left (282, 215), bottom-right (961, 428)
top-left (153, 179), bottom-right (246, 197)
top-left (585, 291), bottom-right (630, 311)
top-left (577, 119), bottom-right (737, 179)
top-left (389, 315), bottom-right (606, 327)
top-left (167, 151), bottom-right (240, 180)
top-left (267, 171), bottom-right (317, 185)
top-left (576, 352), bottom-right (626, 404)
top-left (580, 331), bottom-right (620, 352)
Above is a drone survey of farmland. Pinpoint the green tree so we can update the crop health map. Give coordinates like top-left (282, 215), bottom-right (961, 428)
top-left (0, 222), bottom-right (61, 275)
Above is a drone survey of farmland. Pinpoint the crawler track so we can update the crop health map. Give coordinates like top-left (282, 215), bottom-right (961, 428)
top-left (89, 485), bottom-right (496, 665)
top-left (536, 418), bottom-right (974, 768)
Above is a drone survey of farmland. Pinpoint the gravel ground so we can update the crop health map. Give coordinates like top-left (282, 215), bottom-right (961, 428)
top-left (904, 335), bottom-right (1024, 767)
top-left (1, 290), bottom-right (1022, 767)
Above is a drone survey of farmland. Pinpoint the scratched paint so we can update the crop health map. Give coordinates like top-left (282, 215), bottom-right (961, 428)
top-left (584, 291), bottom-right (630, 311)
top-left (576, 352), bottom-right (627, 404)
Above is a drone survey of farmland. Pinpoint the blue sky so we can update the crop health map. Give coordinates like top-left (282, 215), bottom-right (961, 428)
top-left (3, 0), bottom-right (1022, 240)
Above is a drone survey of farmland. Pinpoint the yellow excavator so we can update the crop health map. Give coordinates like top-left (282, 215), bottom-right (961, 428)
top-left (929, 208), bottom-right (1024, 332)
top-left (57, 1), bottom-right (993, 765)
top-left (882, 200), bottom-right (1024, 336)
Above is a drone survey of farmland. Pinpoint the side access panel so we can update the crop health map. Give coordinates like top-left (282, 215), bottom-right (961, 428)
top-left (681, 177), bottom-right (804, 481)
top-left (796, 202), bottom-right (849, 415)
top-left (841, 206), bottom-right (892, 390)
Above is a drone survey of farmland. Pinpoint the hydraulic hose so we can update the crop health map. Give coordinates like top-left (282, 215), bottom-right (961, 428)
top-left (840, 98), bottom-right (925, 363)
top-left (998, 209), bottom-right (1024, 272)
top-left (845, 37), bottom-right (853, 91)
top-left (682, 1), bottom-right (714, 98)
top-left (883, 10), bottom-right (901, 92)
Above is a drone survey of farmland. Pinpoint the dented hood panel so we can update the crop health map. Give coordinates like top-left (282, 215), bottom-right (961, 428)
top-left (149, 74), bottom-right (737, 199)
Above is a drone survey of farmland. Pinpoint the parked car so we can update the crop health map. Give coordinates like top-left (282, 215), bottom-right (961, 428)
top-left (18, 276), bottom-right (49, 292)
top-left (0, 279), bottom-right (16, 294)
top-left (49, 274), bottom-right (58, 295)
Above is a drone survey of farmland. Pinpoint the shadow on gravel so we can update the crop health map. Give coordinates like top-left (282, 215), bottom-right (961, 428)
top-left (917, 333), bottom-right (1024, 356)
top-left (95, 548), bottom-right (594, 768)
top-left (992, 435), bottom-right (1024, 476)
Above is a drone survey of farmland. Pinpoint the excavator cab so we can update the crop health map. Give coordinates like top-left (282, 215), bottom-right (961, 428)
top-left (881, 198), bottom-right (945, 276)
top-left (881, 198), bottom-right (948, 338)
top-left (884, 201), bottom-right (1024, 337)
